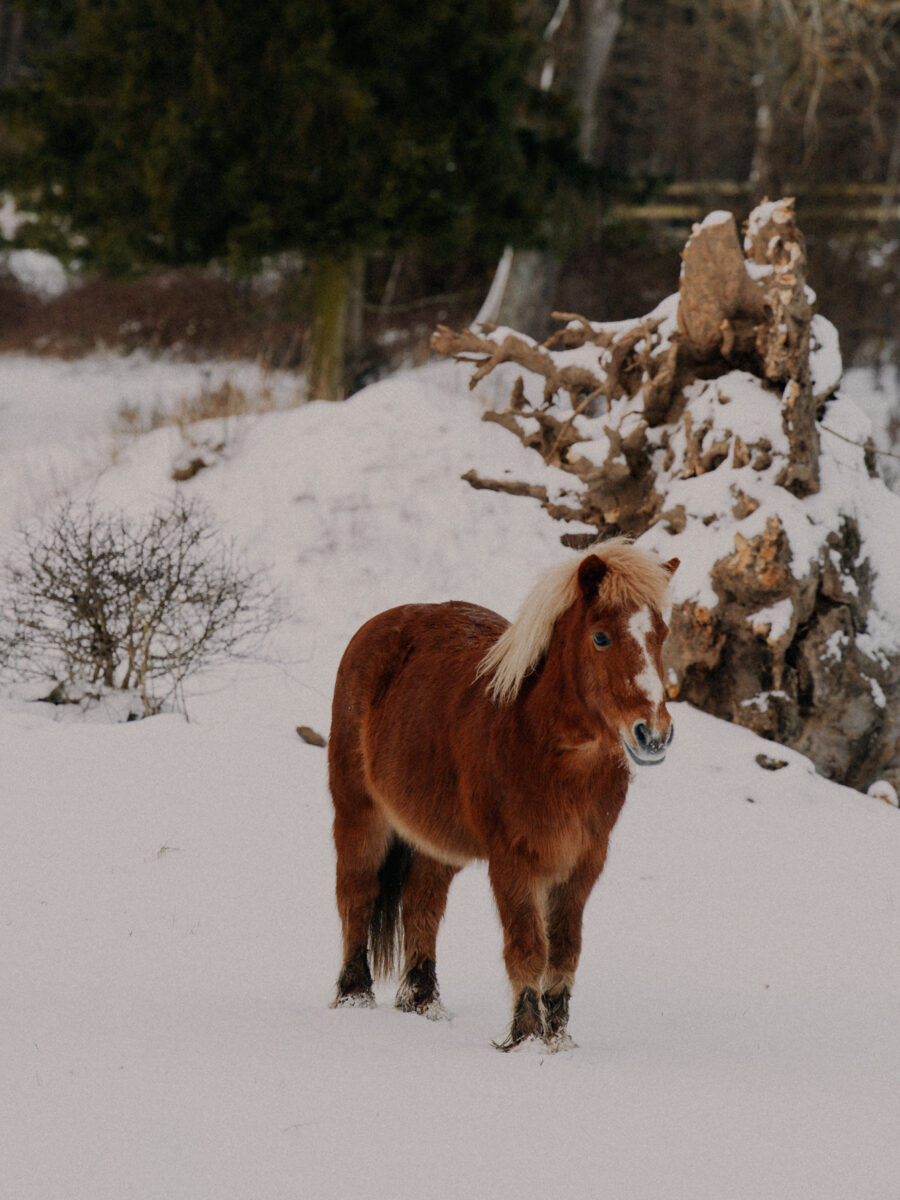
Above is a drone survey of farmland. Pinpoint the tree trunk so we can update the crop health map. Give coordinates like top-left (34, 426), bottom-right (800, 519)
top-left (305, 254), bottom-right (364, 401)
top-left (480, 0), bottom-right (623, 339)
top-left (306, 257), bottom-right (347, 401)
top-left (881, 96), bottom-right (900, 227)
top-left (571, 0), bottom-right (623, 160)
top-left (344, 253), bottom-right (366, 392)
top-left (0, 4), bottom-right (25, 86)
top-left (746, 17), bottom-right (790, 202)
top-left (748, 82), bottom-right (777, 201)
top-left (493, 248), bottom-right (561, 340)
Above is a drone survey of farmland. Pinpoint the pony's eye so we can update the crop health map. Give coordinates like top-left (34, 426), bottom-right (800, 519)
top-left (592, 631), bottom-right (611, 649)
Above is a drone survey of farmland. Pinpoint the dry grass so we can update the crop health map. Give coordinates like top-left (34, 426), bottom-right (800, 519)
top-left (111, 375), bottom-right (294, 481)
top-left (115, 377), bottom-right (282, 441)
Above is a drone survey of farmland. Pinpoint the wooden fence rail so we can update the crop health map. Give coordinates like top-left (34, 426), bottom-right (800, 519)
top-left (611, 181), bottom-right (900, 227)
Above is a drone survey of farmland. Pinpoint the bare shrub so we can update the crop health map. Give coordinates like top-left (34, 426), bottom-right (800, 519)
top-left (0, 496), bottom-right (279, 716)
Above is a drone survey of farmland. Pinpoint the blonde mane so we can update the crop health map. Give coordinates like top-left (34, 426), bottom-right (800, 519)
top-left (477, 537), bottom-right (672, 703)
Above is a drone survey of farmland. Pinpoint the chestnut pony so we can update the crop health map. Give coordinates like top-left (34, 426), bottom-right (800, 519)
top-left (329, 538), bottom-right (678, 1050)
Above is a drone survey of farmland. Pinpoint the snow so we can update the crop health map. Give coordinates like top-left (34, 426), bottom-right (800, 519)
top-left (0, 353), bottom-right (302, 540)
top-left (740, 689), bottom-right (788, 714)
top-left (868, 779), bottom-right (899, 808)
top-left (823, 629), bottom-right (849, 663)
top-left (744, 260), bottom-right (773, 281)
top-left (0, 192), bottom-right (34, 239)
top-left (1, 351), bottom-right (900, 1199)
top-left (810, 313), bottom-right (843, 399)
top-left (747, 597), bottom-right (793, 642)
top-left (841, 365), bottom-right (900, 494)
top-left (3, 248), bottom-right (70, 298)
top-left (697, 209), bottom-right (732, 229)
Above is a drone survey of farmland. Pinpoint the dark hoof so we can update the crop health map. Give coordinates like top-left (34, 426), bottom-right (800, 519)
top-left (542, 986), bottom-right (570, 1036)
top-left (493, 987), bottom-right (545, 1051)
top-left (395, 958), bottom-right (448, 1019)
top-left (334, 947), bottom-right (373, 1008)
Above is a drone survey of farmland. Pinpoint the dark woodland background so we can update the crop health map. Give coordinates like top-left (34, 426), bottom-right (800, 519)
top-left (0, 1), bottom-right (897, 384)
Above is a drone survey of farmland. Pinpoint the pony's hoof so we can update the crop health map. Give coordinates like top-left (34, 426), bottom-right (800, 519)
top-left (543, 1029), bottom-right (577, 1053)
top-left (396, 995), bottom-right (450, 1021)
top-left (394, 978), bottom-right (449, 1021)
top-left (395, 959), bottom-right (450, 1020)
top-left (331, 990), bottom-right (375, 1010)
top-left (493, 1030), bottom-right (575, 1053)
top-left (494, 987), bottom-right (544, 1050)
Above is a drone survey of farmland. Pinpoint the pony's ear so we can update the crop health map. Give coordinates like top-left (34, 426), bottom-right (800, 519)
top-left (662, 556), bottom-right (680, 578)
top-left (578, 554), bottom-right (607, 599)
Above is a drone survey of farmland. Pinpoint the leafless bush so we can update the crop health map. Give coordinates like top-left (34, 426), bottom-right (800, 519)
top-left (0, 496), bottom-right (279, 716)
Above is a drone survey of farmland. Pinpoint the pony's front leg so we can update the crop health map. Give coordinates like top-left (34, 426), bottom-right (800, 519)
top-left (542, 846), bottom-right (609, 1047)
top-left (488, 860), bottom-right (549, 1050)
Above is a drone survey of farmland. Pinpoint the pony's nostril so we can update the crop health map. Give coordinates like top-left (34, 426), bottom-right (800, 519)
top-left (634, 721), bottom-right (651, 749)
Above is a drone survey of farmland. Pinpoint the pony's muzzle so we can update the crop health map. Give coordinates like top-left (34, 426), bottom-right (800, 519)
top-left (625, 720), bottom-right (674, 765)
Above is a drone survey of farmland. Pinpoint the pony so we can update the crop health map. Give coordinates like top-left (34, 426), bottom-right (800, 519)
top-left (328, 537), bottom-right (679, 1050)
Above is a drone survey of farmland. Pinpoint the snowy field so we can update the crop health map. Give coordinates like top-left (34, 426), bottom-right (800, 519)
top-left (1, 352), bottom-right (899, 1199)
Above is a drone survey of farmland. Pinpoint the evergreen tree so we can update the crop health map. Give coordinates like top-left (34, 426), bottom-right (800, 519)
top-left (2, 0), bottom-right (586, 396)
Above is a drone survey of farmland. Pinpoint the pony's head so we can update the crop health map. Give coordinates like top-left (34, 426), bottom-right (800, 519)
top-left (479, 538), bottom-right (679, 765)
top-left (573, 544), bottom-right (678, 765)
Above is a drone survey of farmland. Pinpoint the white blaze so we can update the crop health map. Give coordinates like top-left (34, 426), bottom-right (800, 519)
top-left (628, 607), bottom-right (664, 708)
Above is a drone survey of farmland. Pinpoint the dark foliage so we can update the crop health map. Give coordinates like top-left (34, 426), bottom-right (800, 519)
top-left (1, 0), bottom-right (589, 272)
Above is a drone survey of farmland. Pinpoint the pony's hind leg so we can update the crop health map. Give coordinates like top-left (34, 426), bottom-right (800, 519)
top-left (331, 796), bottom-right (393, 1009)
top-left (395, 854), bottom-right (459, 1019)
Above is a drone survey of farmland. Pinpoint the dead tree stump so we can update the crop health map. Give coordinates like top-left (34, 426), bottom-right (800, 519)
top-left (431, 199), bottom-right (900, 796)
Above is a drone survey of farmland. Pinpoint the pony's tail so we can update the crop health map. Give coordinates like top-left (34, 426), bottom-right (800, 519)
top-left (370, 835), bottom-right (414, 979)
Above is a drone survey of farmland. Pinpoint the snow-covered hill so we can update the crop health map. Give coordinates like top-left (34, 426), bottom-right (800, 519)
top-left (1, 354), bottom-right (898, 1199)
